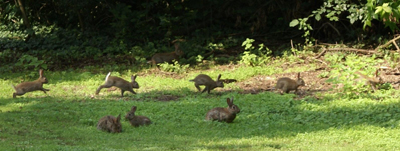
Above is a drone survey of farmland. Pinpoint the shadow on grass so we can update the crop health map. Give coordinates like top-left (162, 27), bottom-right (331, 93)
top-left (1, 88), bottom-right (400, 150)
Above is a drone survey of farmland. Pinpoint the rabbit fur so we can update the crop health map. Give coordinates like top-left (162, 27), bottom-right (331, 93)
top-left (275, 73), bottom-right (305, 94)
top-left (95, 72), bottom-right (139, 97)
top-left (205, 98), bottom-right (240, 123)
top-left (355, 70), bottom-right (383, 92)
top-left (189, 74), bottom-right (224, 94)
top-left (125, 106), bottom-right (152, 127)
top-left (150, 43), bottom-right (184, 67)
top-left (12, 69), bottom-right (50, 98)
top-left (97, 114), bottom-right (122, 133)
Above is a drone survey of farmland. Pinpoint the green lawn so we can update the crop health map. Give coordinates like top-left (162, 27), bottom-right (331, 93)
top-left (1, 64), bottom-right (400, 150)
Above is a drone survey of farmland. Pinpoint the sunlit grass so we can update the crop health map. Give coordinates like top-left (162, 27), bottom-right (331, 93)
top-left (0, 101), bottom-right (38, 112)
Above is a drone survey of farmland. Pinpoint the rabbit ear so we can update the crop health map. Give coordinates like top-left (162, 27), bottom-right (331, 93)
top-left (39, 69), bottom-right (44, 77)
top-left (297, 73), bottom-right (300, 79)
top-left (131, 106), bottom-right (137, 112)
top-left (375, 69), bottom-right (379, 77)
top-left (217, 74), bottom-right (222, 81)
top-left (131, 75), bottom-right (137, 81)
top-left (116, 114), bottom-right (121, 122)
top-left (226, 98), bottom-right (233, 107)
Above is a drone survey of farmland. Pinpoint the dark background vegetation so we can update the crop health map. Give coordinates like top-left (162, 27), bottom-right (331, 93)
top-left (0, 0), bottom-right (398, 71)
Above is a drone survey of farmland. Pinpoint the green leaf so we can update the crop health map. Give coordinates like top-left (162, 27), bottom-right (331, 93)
top-left (315, 14), bottom-right (321, 21)
top-left (375, 6), bottom-right (383, 14)
top-left (289, 19), bottom-right (299, 27)
top-left (382, 4), bottom-right (392, 13)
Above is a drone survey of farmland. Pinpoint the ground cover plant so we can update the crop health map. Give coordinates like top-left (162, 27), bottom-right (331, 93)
top-left (1, 53), bottom-right (400, 150)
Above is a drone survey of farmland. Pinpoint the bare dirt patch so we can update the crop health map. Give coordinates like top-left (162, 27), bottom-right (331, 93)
top-left (235, 65), bottom-right (400, 98)
top-left (235, 69), bottom-right (332, 97)
top-left (136, 61), bottom-right (400, 100)
top-left (139, 68), bottom-right (188, 79)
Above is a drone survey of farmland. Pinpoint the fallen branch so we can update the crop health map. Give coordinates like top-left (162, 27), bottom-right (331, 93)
top-left (314, 48), bottom-right (327, 59)
top-left (325, 48), bottom-right (376, 54)
top-left (315, 35), bottom-right (400, 58)
top-left (314, 47), bottom-right (376, 59)
top-left (375, 35), bottom-right (400, 51)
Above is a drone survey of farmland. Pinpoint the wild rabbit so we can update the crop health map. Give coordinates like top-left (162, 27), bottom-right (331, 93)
top-left (125, 106), bottom-right (152, 127)
top-left (189, 74), bottom-right (224, 94)
top-left (97, 114), bottom-right (122, 133)
top-left (150, 43), bottom-right (184, 67)
top-left (205, 97), bottom-right (240, 123)
top-left (275, 72), bottom-right (305, 94)
top-left (355, 69), bottom-right (383, 92)
top-left (95, 72), bottom-right (139, 97)
top-left (12, 69), bottom-right (50, 98)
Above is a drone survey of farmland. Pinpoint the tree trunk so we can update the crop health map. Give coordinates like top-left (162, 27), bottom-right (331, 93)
top-left (16, 0), bottom-right (35, 41)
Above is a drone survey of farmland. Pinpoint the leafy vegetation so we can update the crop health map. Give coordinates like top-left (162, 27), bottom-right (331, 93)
top-left (158, 61), bottom-right (190, 73)
top-left (2, 0), bottom-right (399, 71)
top-left (325, 53), bottom-right (385, 98)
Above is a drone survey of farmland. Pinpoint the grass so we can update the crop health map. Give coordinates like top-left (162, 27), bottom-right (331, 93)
top-left (1, 60), bottom-right (400, 150)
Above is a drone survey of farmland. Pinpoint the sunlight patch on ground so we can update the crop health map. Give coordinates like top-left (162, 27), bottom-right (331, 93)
top-left (0, 101), bottom-right (38, 112)
top-left (197, 137), bottom-right (284, 150)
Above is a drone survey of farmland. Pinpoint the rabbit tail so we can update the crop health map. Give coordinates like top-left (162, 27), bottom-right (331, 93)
top-left (105, 72), bottom-right (111, 82)
top-left (11, 84), bottom-right (16, 91)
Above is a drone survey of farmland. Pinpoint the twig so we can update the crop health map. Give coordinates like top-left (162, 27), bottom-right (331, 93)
top-left (313, 58), bottom-right (328, 66)
top-left (314, 48), bottom-right (327, 59)
top-left (291, 39), bottom-right (295, 55)
top-left (375, 35), bottom-right (400, 51)
top-left (324, 48), bottom-right (376, 54)
top-left (324, 22), bottom-right (341, 36)
top-left (393, 41), bottom-right (400, 52)
top-left (315, 47), bottom-right (377, 59)
top-left (314, 36), bottom-right (400, 58)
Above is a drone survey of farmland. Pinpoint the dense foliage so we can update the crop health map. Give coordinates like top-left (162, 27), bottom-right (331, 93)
top-left (0, 0), bottom-right (399, 71)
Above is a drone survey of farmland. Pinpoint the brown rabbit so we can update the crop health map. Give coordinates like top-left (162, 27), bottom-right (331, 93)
top-left (12, 69), bottom-right (50, 98)
top-left (95, 72), bottom-right (139, 97)
top-left (97, 114), bottom-right (122, 133)
top-left (149, 43), bottom-right (184, 67)
top-left (355, 69), bottom-right (383, 91)
top-left (275, 72), bottom-right (305, 94)
top-left (205, 98), bottom-right (240, 123)
top-left (189, 74), bottom-right (224, 94)
top-left (125, 106), bottom-right (152, 127)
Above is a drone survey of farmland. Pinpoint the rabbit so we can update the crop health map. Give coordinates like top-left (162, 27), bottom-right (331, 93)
top-left (189, 74), bottom-right (224, 94)
top-left (355, 69), bottom-right (383, 92)
top-left (275, 72), bottom-right (305, 94)
top-left (95, 72), bottom-right (139, 97)
top-left (205, 97), bottom-right (240, 123)
top-left (97, 114), bottom-right (122, 133)
top-left (12, 69), bottom-right (50, 98)
top-left (125, 106), bottom-right (152, 127)
top-left (149, 43), bottom-right (184, 67)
